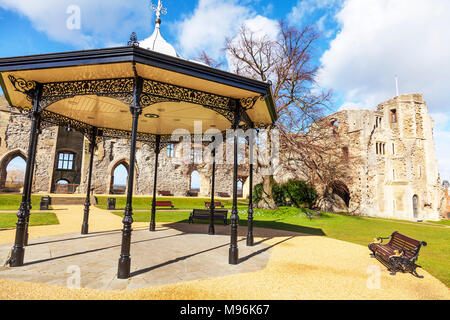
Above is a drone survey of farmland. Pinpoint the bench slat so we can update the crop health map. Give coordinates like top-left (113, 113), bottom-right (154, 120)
top-left (189, 209), bottom-right (228, 225)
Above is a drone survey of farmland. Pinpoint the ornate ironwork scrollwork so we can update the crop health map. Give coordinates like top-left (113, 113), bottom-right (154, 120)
top-left (142, 78), bottom-right (234, 122)
top-left (7, 75), bottom-right (37, 106)
top-left (142, 78), bottom-right (230, 106)
top-left (240, 96), bottom-right (259, 110)
top-left (9, 75), bottom-right (263, 136)
top-left (39, 78), bottom-right (135, 109)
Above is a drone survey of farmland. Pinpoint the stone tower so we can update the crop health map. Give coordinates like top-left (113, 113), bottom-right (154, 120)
top-left (373, 93), bottom-right (441, 220)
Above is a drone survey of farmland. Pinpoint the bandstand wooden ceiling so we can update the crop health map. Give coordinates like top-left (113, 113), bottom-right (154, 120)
top-left (0, 46), bottom-right (277, 136)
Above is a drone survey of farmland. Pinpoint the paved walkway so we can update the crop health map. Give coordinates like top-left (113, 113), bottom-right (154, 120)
top-left (0, 205), bottom-right (148, 245)
top-left (0, 205), bottom-right (448, 300)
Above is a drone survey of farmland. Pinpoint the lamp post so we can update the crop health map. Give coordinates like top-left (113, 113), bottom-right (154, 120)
top-left (150, 135), bottom-right (161, 231)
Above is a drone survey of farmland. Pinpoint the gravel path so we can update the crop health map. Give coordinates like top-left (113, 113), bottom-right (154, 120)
top-left (0, 205), bottom-right (448, 300)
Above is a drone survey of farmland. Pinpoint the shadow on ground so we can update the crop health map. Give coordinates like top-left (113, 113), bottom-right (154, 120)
top-left (165, 220), bottom-right (326, 237)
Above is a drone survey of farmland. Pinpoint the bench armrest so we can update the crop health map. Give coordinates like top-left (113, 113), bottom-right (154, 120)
top-left (371, 236), bottom-right (391, 244)
top-left (389, 249), bottom-right (404, 259)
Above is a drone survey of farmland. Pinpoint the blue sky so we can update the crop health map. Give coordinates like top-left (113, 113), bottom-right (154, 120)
top-left (1, 0), bottom-right (449, 183)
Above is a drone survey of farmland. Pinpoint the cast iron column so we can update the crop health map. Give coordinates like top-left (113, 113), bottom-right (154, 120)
top-left (117, 77), bottom-right (142, 279)
top-left (149, 135), bottom-right (161, 231)
top-left (81, 128), bottom-right (97, 235)
top-left (23, 115), bottom-right (41, 246)
top-left (10, 84), bottom-right (42, 267)
top-left (246, 130), bottom-right (254, 246)
top-left (208, 136), bottom-right (216, 235)
top-left (229, 101), bottom-right (241, 265)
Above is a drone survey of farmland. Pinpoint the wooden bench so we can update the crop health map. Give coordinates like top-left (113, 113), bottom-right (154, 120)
top-left (204, 201), bottom-right (224, 208)
top-left (186, 190), bottom-right (198, 197)
top-left (155, 201), bottom-right (174, 209)
top-left (188, 209), bottom-right (228, 225)
top-left (217, 192), bottom-right (230, 198)
top-left (368, 231), bottom-right (427, 278)
top-left (158, 190), bottom-right (173, 196)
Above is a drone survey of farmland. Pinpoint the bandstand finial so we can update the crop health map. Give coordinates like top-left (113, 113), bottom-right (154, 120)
top-left (151, 0), bottom-right (167, 26)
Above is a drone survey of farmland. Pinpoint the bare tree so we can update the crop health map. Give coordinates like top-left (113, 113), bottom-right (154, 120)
top-left (197, 51), bottom-right (225, 69)
top-left (226, 20), bottom-right (353, 209)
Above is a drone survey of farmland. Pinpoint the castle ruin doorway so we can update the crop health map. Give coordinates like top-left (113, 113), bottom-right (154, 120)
top-left (110, 161), bottom-right (129, 194)
top-left (0, 150), bottom-right (26, 192)
top-left (329, 180), bottom-right (351, 210)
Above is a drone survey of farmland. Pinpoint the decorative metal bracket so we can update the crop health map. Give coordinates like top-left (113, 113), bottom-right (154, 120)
top-left (8, 75), bottom-right (37, 106)
top-left (240, 96), bottom-right (259, 111)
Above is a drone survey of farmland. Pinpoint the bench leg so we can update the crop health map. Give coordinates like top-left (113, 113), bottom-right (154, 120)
top-left (411, 268), bottom-right (424, 279)
top-left (388, 257), bottom-right (400, 276)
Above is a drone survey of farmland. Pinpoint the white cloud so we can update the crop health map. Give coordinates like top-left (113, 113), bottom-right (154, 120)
top-left (174, 0), bottom-right (252, 60)
top-left (0, 0), bottom-right (151, 48)
top-left (318, 0), bottom-right (450, 181)
top-left (225, 15), bottom-right (279, 77)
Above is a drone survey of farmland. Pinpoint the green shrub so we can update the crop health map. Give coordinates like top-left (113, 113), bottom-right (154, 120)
top-left (283, 179), bottom-right (318, 209)
top-left (272, 182), bottom-right (286, 206)
top-left (253, 183), bottom-right (263, 204)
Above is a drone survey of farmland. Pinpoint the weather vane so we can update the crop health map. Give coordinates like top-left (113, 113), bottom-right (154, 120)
top-left (151, 0), bottom-right (167, 23)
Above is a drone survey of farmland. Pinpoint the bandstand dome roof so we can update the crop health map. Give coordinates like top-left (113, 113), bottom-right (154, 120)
top-left (140, 20), bottom-right (178, 57)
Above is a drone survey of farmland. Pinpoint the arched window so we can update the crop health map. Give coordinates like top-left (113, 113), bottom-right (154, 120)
top-left (0, 151), bottom-right (27, 191)
top-left (55, 179), bottom-right (72, 193)
top-left (5, 156), bottom-right (26, 191)
top-left (190, 170), bottom-right (200, 191)
top-left (111, 162), bottom-right (129, 194)
top-left (237, 178), bottom-right (243, 197)
top-left (56, 179), bottom-right (69, 185)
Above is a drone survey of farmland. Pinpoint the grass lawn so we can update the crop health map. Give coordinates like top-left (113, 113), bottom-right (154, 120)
top-left (111, 206), bottom-right (450, 287)
top-left (428, 220), bottom-right (450, 226)
top-left (0, 212), bottom-right (59, 229)
top-left (95, 195), bottom-right (249, 210)
top-left (0, 195), bottom-right (52, 211)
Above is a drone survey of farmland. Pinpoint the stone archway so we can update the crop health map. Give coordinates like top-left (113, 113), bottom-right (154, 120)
top-left (109, 160), bottom-right (129, 195)
top-left (0, 149), bottom-right (27, 191)
top-left (190, 170), bottom-right (200, 192)
top-left (237, 177), bottom-right (244, 198)
top-left (318, 180), bottom-right (351, 212)
top-left (330, 180), bottom-right (351, 208)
